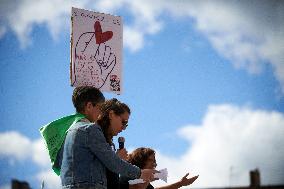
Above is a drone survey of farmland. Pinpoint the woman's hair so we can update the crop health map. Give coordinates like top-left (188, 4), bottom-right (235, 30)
top-left (97, 98), bottom-right (130, 144)
top-left (127, 147), bottom-right (155, 169)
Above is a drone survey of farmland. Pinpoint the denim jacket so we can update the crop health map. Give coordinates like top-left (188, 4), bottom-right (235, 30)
top-left (60, 120), bottom-right (141, 189)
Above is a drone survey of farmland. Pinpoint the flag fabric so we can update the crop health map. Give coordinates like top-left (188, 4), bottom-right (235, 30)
top-left (40, 113), bottom-right (85, 175)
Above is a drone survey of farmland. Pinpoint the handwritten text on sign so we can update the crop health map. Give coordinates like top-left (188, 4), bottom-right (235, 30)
top-left (71, 7), bottom-right (122, 93)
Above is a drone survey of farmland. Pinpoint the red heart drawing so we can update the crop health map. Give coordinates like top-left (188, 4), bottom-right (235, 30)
top-left (94, 21), bottom-right (113, 44)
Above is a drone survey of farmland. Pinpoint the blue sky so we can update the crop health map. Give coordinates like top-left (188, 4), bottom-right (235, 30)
top-left (0, 1), bottom-right (284, 189)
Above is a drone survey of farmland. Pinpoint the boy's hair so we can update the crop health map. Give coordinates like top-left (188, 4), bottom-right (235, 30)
top-left (72, 86), bottom-right (105, 113)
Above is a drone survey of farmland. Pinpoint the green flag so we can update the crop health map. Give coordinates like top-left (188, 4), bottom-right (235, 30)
top-left (39, 113), bottom-right (85, 175)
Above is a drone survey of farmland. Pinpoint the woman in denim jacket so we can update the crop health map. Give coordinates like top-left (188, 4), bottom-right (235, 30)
top-left (60, 98), bottom-right (156, 189)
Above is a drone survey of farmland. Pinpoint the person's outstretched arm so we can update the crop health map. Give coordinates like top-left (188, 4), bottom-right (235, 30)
top-left (156, 174), bottom-right (198, 189)
top-left (129, 182), bottom-right (150, 189)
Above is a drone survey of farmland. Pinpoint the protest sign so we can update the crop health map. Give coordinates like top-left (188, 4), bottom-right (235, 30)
top-left (71, 7), bottom-right (123, 93)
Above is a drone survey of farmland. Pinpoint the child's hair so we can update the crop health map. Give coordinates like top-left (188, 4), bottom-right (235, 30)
top-left (127, 148), bottom-right (155, 169)
top-left (72, 86), bottom-right (105, 113)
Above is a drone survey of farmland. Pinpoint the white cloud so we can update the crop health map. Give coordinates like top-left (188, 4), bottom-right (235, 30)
top-left (1, 0), bottom-right (283, 93)
top-left (123, 26), bottom-right (144, 52)
top-left (93, 0), bottom-right (164, 52)
top-left (152, 104), bottom-right (284, 188)
top-left (32, 138), bottom-right (51, 168)
top-left (0, 131), bottom-right (50, 167)
top-left (0, 131), bottom-right (33, 160)
top-left (0, 131), bottom-right (60, 188)
top-left (0, 0), bottom-right (87, 48)
top-left (133, 0), bottom-right (284, 94)
top-left (94, 0), bottom-right (284, 93)
top-left (0, 26), bottom-right (6, 39)
top-left (36, 170), bottom-right (61, 189)
top-left (171, 1), bottom-right (284, 93)
top-left (0, 184), bottom-right (10, 189)
top-left (92, 0), bottom-right (124, 13)
top-left (1, 104), bottom-right (284, 188)
top-left (0, 0), bottom-right (163, 51)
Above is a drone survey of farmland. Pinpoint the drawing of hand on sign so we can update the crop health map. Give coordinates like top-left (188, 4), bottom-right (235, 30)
top-left (73, 21), bottom-right (117, 89)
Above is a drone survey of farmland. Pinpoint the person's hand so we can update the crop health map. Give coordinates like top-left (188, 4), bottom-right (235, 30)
top-left (116, 148), bottom-right (128, 160)
top-left (178, 173), bottom-right (199, 187)
top-left (140, 169), bottom-right (159, 182)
